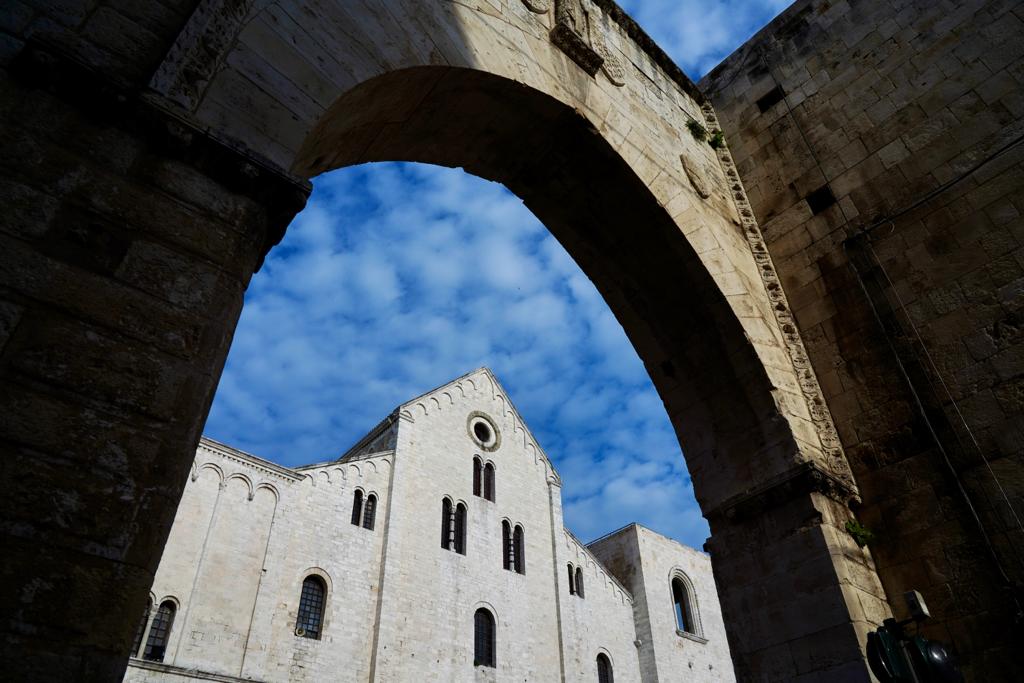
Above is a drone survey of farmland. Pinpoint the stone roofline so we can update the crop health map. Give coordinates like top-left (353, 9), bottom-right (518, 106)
top-left (337, 411), bottom-right (400, 462)
top-left (587, 522), bottom-right (711, 562)
top-left (595, 0), bottom-right (705, 103)
top-left (296, 449), bottom-right (394, 470)
top-left (198, 436), bottom-right (302, 481)
top-left (564, 528), bottom-right (634, 602)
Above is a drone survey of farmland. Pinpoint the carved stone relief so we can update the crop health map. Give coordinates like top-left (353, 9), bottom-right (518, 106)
top-left (680, 154), bottom-right (711, 199)
top-left (550, 0), bottom-right (624, 86)
top-left (520, 0), bottom-right (551, 12)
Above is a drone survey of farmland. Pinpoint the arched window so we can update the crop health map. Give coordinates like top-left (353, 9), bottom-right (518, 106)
top-left (442, 497), bottom-right (453, 550)
top-left (483, 463), bottom-right (495, 502)
top-left (454, 502), bottom-right (467, 555)
top-left (575, 566), bottom-right (585, 599)
top-left (672, 576), bottom-right (694, 634)
top-left (567, 563), bottom-right (576, 595)
top-left (597, 653), bottom-right (613, 683)
top-left (351, 489), bottom-right (363, 526)
top-left (512, 524), bottom-right (525, 575)
top-left (473, 456), bottom-right (482, 497)
top-left (131, 598), bottom-right (151, 657)
top-left (142, 600), bottom-right (175, 662)
top-left (474, 608), bottom-right (496, 668)
top-left (296, 575), bottom-right (326, 640)
top-left (362, 493), bottom-right (377, 530)
top-left (501, 520), bottom-right (512, 570)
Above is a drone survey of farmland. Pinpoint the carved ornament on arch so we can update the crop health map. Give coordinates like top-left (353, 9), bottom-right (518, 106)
top-left (520, 0), bottom-right (551, 13)
top-left (550, 0), bottom-right (625, 86)
top-left (699, 102), bottom-right (856, 495)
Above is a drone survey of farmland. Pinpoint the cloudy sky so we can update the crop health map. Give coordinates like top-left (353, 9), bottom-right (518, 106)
top-left (204, 0), bottom-right (790, 549)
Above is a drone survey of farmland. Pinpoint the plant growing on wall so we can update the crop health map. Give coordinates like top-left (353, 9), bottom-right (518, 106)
top-left (708, 130), bottom-right (725, 149)
top-left (845, 519), bottom-right (876, 548)
top-left (686, 120), bottom-right (707, 142)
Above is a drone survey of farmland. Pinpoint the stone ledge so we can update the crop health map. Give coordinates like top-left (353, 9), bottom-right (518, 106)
top-left (707, 461), bottom-right (859, 522)
top-left (126, 658), bottom-right (265, 682)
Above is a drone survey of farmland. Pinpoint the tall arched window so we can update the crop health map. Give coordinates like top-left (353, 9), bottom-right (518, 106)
top-left (597, 653), bottom-right (613, 683)
top-left (351, 489), bottom-right (363, 526)
top-left (672, 576), bottom-right (694, 634)
top-left (473, 608), bottom-right (496, 668)
top-left (512, 524), bottom-right (525, 575)
top-left (142, 600), bottom-right (176, 662)
top-left (473, 456), bottom-right (482, 497)
top-left (296, 575), bottom-right (326, 640)
top-left (575, 566), bottom-right (585, 599)
top-left (501, 520), bottom-right (512, 570)
top-left (362, 493), bottom-right (377, 530)
top-left (131, 598), bottom-right (151, 657)
top-left (442, 497), bottom-right (453, 550)
top-left (454, 502), bottom-right (467, 555)
top-left (483, 463), bottom-right (495, 502)
top-left (567, 563), bottom-right (576, 595)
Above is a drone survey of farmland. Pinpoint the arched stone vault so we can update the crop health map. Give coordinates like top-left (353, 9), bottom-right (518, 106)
top-left (0, 1), bottom-right (890, 680)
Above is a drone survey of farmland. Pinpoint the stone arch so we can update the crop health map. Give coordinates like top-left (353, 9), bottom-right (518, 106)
top-left (668, 568), bottom-right (703, 639)
top-left (0, 1), bottom-right (885, 678)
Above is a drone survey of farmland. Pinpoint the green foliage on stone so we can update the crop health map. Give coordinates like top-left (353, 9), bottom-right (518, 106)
top-left (845, 519), bottom-right (875, 548)
top-left (686, 120), bottom-right (707, 142)
top-left (708, 130), bottom-right (725, 149)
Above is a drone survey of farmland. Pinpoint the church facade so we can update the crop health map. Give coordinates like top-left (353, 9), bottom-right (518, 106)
top-left (124, 369), bottom-right (734, 682)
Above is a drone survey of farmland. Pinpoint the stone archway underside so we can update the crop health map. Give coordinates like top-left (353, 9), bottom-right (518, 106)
top-left (0, 1), bottom-right (888, 681)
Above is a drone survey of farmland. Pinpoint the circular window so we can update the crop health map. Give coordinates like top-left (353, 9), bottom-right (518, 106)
top-left (467, 412), bottom-right (500, 451)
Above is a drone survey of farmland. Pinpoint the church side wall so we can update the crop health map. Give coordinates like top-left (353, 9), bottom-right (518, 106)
top-left (558, 531), bottom-right (641, 683)
top-left (125, 442), bottom-right (394, 683)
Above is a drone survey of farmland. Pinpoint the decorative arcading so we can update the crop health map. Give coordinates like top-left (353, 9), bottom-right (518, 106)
top-left (698, 102), bottom-right (855, 492)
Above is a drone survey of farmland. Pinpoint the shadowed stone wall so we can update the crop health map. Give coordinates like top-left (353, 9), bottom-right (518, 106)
top-left (701, 0), bottom-right (1024, 679)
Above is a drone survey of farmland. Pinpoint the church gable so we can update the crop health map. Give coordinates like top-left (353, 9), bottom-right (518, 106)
top-left (396, 367), bottom-right (561, 485)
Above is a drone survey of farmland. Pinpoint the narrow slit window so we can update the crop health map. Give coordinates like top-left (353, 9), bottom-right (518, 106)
top-left (513, 524), bottom-right (525, 575)
top-left (474, 608), bottom-right (496, 668)
top-left (473, 456), bottom-right (482, 497)
top-left (142, 600), bottom-right (176, 662)
top-left (483, 463), bottom-right (495, 502)
top-left (567, 563), bottom-right (576, 595)
top-left (673, 577), bottom-right (694, 634)
top-left (296, 576), bottom-right (326, 640)
top-left (351, 489), bottom-right (363, 527)
top-left (362, 493), bottom-right (377, 530)
top-left (454, 502), bottom-right (467, 555)
top-left (576, 566), bottom-right (585, 599)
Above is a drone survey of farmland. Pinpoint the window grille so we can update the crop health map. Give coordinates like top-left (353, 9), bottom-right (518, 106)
top-left (597, 653), bottom-right (613, 683)
top-left (362, 493), bottom-right (377, 530)
top-left (501, 521), bottom-right (512, 570)
top-left (296, 576), bottom-right (326, 640)
top-left (442, 498), bottom-right (453, 550)
top-left (473, 608), bottom-right (496, 668)
top-left (483, 463), bottom-right (495, 502)
top-left (575, 567), bottom-right (585, 599)
top-left (351, 489), bottom-right (363, 526)
top-left (473, 457), bottom-right (482, 497)
top-left (142, 600), bottom-right (176, 662)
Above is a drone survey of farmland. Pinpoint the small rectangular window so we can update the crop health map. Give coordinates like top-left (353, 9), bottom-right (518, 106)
top-left (756, 85), bottom-right (785, 113)
top-left (805, 185), bottom-right (836, 215)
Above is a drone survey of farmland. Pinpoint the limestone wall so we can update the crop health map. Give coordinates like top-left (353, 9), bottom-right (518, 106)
top-left (701, 0), bottom-right (1024, 678)
top-left (125, 439), bottom-right (393, 682)
top-left (589, 525), bottom-right (735, 683)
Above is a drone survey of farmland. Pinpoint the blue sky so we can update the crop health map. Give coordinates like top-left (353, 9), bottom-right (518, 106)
top-left (204, 0), bottom-right (790, 549)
